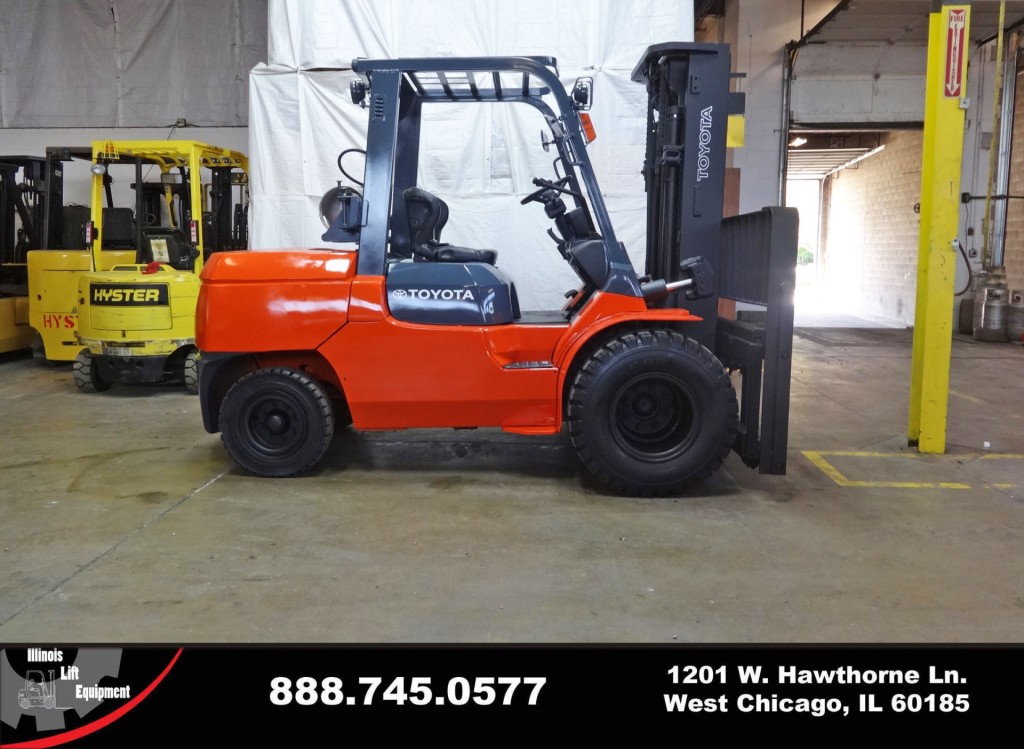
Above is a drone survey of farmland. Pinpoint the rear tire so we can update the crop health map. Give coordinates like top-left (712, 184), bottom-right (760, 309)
top-left (219, 367), bottom-right (334, 477)
top-left (73, 350), bottom-right (111, 393)
top-left (567, 329), bottom-right (738, 496)
top-left (184, 348), bottom-right (199, 394)
top-left (31, 333), bottom-right (48, 363)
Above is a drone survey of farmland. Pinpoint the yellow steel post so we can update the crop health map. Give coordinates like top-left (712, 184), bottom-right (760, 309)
top-left (908, 3), bottom-right (971, 453)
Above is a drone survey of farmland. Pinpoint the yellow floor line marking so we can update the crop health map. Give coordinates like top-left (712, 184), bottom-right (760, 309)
top-left (802, 451), bottom-right (1021, 490)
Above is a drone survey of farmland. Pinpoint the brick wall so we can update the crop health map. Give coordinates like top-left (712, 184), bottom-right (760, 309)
top-left (823, 131), bottom-right (923, 325)
top-left (1001, 67), bottom-right (1024, 295)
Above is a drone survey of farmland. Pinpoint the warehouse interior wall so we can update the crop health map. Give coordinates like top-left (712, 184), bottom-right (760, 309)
top-left (703, 0), bottom-right (836, 214)
top-left (4, 1), bottom-right (1016, 322)
top-left (0, 0), bottom-right (266, 206)
top-left (818, 131), bottom-right (924, 326)
top-left (807, 34), bottom-right (1006, 326)
top-left (0, 0), bottom-right (266, 128)
top-left (1000, 58), bottom-right (1024, 295)
top-left (709, 2), bottom-right (1009, 326)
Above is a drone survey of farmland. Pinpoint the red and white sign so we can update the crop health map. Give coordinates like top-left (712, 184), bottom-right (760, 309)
top-left (944, 8), bottom-right (967, 98)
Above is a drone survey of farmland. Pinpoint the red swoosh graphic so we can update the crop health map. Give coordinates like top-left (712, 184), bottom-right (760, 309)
top-left (1, 648), bottom-right (183, 749)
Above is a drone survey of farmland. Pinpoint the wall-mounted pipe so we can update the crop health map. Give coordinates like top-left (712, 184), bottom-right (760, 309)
top-left (779, 44), bottom-right (795, 204)
top-left (982, 0), bottom-right (1007, 268)
top-left (990, 31), bottom-right (1019, 268)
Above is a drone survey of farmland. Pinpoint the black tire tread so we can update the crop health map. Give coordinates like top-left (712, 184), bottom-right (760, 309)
top-left (184, 349), bottom-right (199, 394)
top-left (219, 367), bottom-right (334, 477)
top-left (567, 328), bottom-right (738, 496)
top-left (73, 350), bottom-right (111, 393)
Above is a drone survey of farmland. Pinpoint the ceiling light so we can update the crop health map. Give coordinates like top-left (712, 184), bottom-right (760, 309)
top-left (789, 137), bottom-right (808, 148)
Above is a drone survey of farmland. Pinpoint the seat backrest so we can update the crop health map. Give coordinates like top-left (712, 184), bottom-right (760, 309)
top-left (403, 187), bottom-right (449, 247)
top-left (138, 226), bottom-right (192, 269)
top-left (61, 205), bottom-right (90, 249)
top-left (102, 207), bottom-right (136, 248)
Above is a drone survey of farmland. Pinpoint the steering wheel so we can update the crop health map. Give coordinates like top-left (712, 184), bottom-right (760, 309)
top-left (520, 175), bottom-right (573, 205)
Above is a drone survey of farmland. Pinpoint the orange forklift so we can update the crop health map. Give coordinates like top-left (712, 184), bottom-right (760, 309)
top-left (195, 44), bottom-right (797, 496)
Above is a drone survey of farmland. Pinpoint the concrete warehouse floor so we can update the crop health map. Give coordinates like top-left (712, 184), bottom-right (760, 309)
top-left (1, 327), bottom-right (1022, 643)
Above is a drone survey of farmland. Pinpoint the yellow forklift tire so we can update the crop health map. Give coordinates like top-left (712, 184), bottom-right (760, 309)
top-left (73, 350), bottom-right (112, 393)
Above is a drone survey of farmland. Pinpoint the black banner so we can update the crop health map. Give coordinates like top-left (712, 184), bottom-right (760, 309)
top-left (1, 645), bottom-right (1020, 748)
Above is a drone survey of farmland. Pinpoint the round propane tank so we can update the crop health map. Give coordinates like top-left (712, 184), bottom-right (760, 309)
top-left (1008, 289), bottom-right (1024, 344)
top-left (975, 285), bottom-right (1009, 342)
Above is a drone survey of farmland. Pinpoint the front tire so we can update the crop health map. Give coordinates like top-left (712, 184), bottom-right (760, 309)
top-left (219, 367), bottom-right (334, 477)
top-left (567, 329), bottom-right (738, 496)
top-left (73, 350), bottom-right (111, 393)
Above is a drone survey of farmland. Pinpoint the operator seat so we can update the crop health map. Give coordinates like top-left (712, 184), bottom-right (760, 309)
top-left (403, 186), bottom-right (497, 265)
top-left (137, 226), bottom-right (194, 270)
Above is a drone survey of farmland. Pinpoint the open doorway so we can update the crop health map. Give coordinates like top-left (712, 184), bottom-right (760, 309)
top-left (784, 177), bottom-right (823, 319)
top-left (785, 132), bottom-right (907, 328)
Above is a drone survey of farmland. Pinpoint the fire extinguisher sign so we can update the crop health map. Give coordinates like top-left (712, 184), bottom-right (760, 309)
top-left (944, 8), bottom-right (967, 98)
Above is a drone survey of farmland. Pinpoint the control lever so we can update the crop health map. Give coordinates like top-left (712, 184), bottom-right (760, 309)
top-left (641, 256), bottom-right (715, 302)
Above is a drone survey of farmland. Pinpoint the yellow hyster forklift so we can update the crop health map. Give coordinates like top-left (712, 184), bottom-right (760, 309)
top-left (69, 140), bottom-right (248, 393)
top-left (1, 152), bottom-right (89, 355)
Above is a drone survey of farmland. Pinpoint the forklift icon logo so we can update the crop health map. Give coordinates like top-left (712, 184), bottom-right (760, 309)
top-left (17, 670), bottom-right (58, 711)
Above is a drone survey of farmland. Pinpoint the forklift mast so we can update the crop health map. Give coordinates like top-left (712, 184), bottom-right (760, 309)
top-left (0, 155), bottom-right (65, 285)
top-left (634, 42), bottom-right (797, 476)
top-left (633, 43), bottom-right (736, 350)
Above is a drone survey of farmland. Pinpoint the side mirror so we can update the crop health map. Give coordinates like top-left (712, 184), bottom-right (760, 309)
top-left (160, 172), bottom-right (182, 185)
top-left (572, 77), bottom-right (593, 111)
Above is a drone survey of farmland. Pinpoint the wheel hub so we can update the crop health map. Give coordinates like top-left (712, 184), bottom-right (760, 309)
top-left (620, 382), bottom-right (676, 440)
top-left (611, 374), bottom-right (697, 460)
top-left (264, 412), bottom-right (287, 435)
top-left (245, 395), bottom-right (303, 453)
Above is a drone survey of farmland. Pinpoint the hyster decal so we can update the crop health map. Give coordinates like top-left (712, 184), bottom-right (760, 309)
top-left (42, 313), bottom-right (76, 329)
top-left (91, 284), bottom-right (169, 306)
top-left (696, 106), bottom-right (713, 181)
top-left (392, 288), bottom-right (476, 301)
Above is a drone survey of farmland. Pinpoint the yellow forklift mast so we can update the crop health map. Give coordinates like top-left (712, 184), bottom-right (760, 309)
top-left (72, 140), bottom-right (248, 393)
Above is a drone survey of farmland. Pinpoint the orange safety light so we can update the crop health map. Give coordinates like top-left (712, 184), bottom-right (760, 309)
top-left (580, 112), bottom-right (597, 143)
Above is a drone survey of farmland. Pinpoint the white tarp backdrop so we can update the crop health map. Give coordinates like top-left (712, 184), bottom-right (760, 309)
top-left (0, 0), bottom-right (267, 128)
top-left (250, 0), bottom-right (694, 310)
